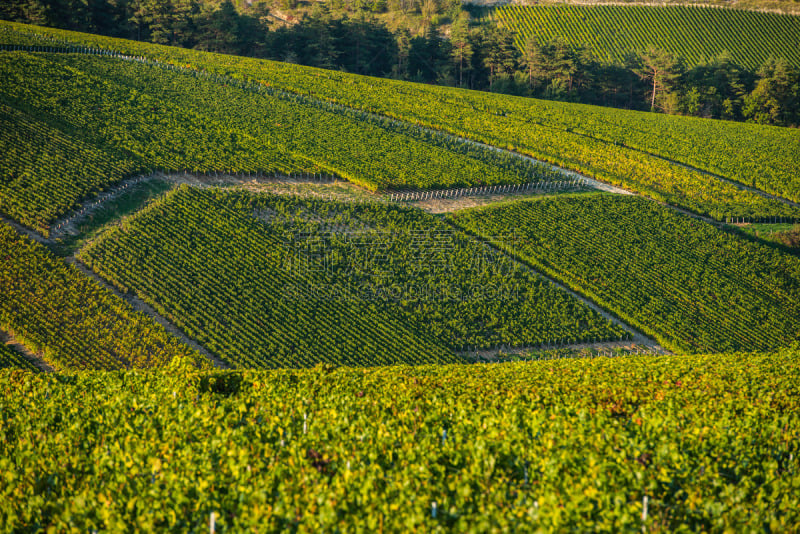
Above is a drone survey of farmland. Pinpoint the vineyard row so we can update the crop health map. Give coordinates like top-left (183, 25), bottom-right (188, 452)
top-left (2, 351), bottom-right (797, 531)
top-left (0, 222), bottom-right (209, 371)
top-left (79, 188), bottom-right (628, 368)
top-left (2, 25), bottom-right (797, 220)
top-left (450, 194), bottom-right (800, 354)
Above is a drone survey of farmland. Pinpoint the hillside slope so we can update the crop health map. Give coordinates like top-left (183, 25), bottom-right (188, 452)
top-left (2, 21), bottom-right (798, 222)
top-left (496, 5), bottom-right (800, 69)
top-left (0, 223), bottom-right (208, 371)
top-left (450, 194), bottom-right (800, 353)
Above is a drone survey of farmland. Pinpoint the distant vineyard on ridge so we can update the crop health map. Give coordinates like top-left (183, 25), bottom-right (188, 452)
top-left (496, 5), bottom-right (800, 69)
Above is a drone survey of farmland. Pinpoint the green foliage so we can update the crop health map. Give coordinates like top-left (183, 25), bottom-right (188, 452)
top-left (0, 49), bottom-right (561, 231)
top-left (0, 223), bottom-right (209, 371)
top-left (0, 341), bottom-right (38, 371)
top-left (449, 194), bottom-right (800, 353)
top-left (496, 5), bottom-right (800, 71)
top-left (1, 349), bottom-right (798, 530)
top-left (79, 187), bottom-right (625, 367)
top-left (634, 46), bottom-right (683, 112)
top-left (743, 57), bottom-right (800, 125)
top-left (0, 104), bottom-right (137, 236)
top-left (1, 22), bottom-right (798, 217)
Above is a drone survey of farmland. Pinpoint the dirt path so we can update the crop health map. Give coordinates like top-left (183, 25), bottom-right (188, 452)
top-left (409, 187), bottom-right (590, 213)
top-left (0, 214), bottom-right (50, 244)
top-left (63, 256), bottom-right (232, 369)
top-left (443, 218), bottom-right (667, 353)
top-left (0, 329), bottom-right (56, 372)
top-left (464, 340), bottom-right (666, 362)
top-left (48, 172), bottom-right (356, 240)
top-left (49, 174), bottom-right (156, 240)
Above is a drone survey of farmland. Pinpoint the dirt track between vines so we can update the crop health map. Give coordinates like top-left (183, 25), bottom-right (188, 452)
top-left (63, 256), bottom-right (232, 370)
top-left (0, 329), bottom-right (55, 372)
top-left (6, 172), bottom-right (669, 370)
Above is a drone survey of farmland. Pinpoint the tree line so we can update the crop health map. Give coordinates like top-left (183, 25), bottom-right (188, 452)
top-left (2, 0), bottom-right (798, 126)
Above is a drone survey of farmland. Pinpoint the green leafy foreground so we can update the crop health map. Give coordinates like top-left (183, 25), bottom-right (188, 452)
top-left (1, 349), bottom-right (798, 532)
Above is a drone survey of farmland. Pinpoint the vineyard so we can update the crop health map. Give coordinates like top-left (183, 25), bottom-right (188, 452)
top-left (0, 223), bottom-right (208, 371)
top-left (449, 194), bottom-right (800, 354)
top-left (0, 340), bottom-right (38, 371)
top-left (0, 50), bottom-right (565, 233)
top-left (2, 349), bottom-right (798, 531)
top-left (496, 5), bottom-right (800, 70)
top-left (0, 16), bottom-right (798, 531)
top-left (0, 22), bottom-right (798, 223)
top-left (79, 187), bottom-right (626, 368)
top-left (0, 104), bottom-right (137, 235)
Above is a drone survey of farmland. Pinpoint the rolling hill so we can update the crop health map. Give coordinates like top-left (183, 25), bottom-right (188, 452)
top-left (496, 5), bottom-right (800, 69)
top-left (1, 19), bottom-right (798, 532)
